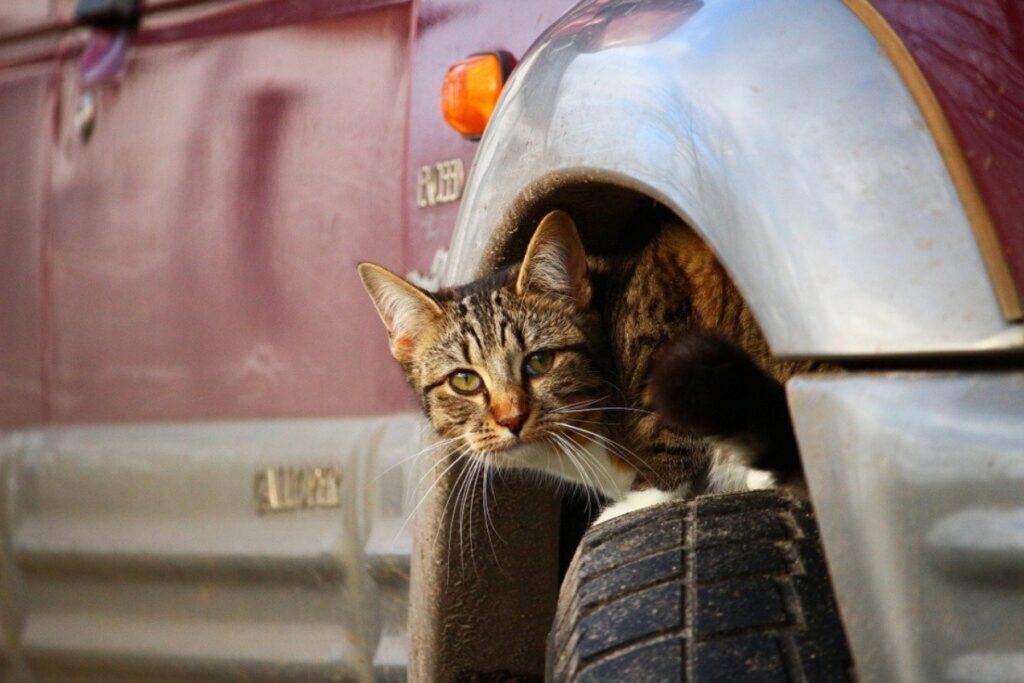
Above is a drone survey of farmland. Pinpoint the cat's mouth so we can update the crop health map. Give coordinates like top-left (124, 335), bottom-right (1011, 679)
top-left (469, 423), bottom-right (581, 458)
top-left (470, 432), bottom-right (532, 454)
top-left (479, 428), bottom-right (610, 482)
top-left (481, 438), bottom-right (553, 469)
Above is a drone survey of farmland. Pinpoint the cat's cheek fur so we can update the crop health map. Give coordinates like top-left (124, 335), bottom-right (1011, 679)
top-left (490, 441), bottom-right (636, 502)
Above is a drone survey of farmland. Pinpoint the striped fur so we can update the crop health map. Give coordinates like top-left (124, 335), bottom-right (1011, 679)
top-left (358, 211), bottom-right (808, 503)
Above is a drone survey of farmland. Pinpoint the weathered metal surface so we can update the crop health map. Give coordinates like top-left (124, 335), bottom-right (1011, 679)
top-left (791, 373), bottom-right (1024, 682)
top-left (47, 2), bottom-right (413, 422)
top-left (869, 0), bottom-right (1024, 314)
top-left (0, 415), bottom-right (419, 681)
top-left (446, 0), bottom-right (1024, 358)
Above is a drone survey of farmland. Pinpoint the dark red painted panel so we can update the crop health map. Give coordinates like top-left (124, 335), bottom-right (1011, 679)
top-left (0, 3), bottom-right (54, 35)
top-left (871, 0), bottom-right (1024, 308)
top-left (404, 0), bottom-right (580, 281)
top-left (47, 4), bottom-right (415, 422)
top-left (136, 0), bottom-right (409, 43)
top-left (0, 68), bottom-right (50, 427)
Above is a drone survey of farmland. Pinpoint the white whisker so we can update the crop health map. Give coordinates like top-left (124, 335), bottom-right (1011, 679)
top-left (555, 429), bottom-right (618, 494)
top-left (551, 431), bottom-right (612, 502)
top-left (557, 422), bottom-right (640, 460)
top-left (375, 433), bottom-right (465, 484)
top-left (480, 460), bottom-right (504, 567)
top-left (557, 421), bottom-right (647, 476)
top-left (397, 445), bottom-right (470, 542)
top-left (547, 436), bottom-right (594, 513)
top-left (465, 456), bottom-right (484, 569)
top-left (554, 406), bottom-right (655, 416)
top-left (443, 453), bottom-right (477, 581)
top-left (450, 455), bottom-right (476, 561)
top-left (406, 435), bottom-right (470, 499)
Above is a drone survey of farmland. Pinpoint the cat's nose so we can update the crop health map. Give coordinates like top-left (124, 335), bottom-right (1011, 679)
top-left (496, 411), bottom-right (529, 436)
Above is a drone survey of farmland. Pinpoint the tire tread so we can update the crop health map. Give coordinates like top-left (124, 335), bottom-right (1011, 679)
top-left (547, 491), bottom-right (854, 682)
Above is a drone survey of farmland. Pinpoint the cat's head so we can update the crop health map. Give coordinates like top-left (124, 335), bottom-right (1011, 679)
top-left (358, 211), bottom-right (608, 459)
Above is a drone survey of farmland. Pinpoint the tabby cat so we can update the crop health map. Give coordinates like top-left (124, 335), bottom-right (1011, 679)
top-left (358, 211), bottom-right (802, 523)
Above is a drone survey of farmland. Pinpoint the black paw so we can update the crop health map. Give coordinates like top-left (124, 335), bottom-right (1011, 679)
top-left (649, 331), bottom-right (773, 436)
top-left (649, 331), bottom-right (801, 480)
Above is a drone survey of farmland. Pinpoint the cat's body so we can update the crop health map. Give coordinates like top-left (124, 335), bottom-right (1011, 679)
top-left (359, 211), bottom-right (804, 523)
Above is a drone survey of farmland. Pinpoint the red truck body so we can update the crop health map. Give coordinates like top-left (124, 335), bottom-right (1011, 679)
top-left (3, 0), bottom-right (1023, 430)
top-left (0, 0), bottom-right (580, 429)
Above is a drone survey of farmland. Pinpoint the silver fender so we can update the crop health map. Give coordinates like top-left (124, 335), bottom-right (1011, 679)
top-left (445, 0), bottom-right (1024, 358)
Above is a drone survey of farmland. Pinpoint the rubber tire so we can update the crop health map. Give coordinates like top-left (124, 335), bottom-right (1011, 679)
top-left (547, 491), bottom-right (854, 682)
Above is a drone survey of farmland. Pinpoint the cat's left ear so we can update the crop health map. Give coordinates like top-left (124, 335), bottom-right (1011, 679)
top-left (516, 210), bottom-right (591, 307)
top-left (358, 263), bottom-right (444, 362)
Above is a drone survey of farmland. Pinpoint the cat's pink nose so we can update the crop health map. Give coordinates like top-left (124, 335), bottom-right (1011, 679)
top-left (496, 411), bottom-right (529, 436)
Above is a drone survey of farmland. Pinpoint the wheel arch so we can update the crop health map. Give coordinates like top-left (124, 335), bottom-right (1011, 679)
top-left (445, 0), bottom-right (1024, 359)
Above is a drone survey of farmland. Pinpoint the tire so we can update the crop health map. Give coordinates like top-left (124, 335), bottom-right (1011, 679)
top-left (547, 491), bottom-right (854, 682)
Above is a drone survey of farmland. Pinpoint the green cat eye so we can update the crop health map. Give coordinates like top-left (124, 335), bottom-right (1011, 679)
top-left (524, 350), bottom-right (555, 377)
top-left (449, 370), bottom-right (483, 395)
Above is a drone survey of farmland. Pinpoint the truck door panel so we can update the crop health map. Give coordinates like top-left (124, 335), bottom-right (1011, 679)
top-left (1, 2), bottom-right (419, 681)
top-left (0, 68), bottom-right (50, 428)
top-left (49, 2), bottom-right (412, 422)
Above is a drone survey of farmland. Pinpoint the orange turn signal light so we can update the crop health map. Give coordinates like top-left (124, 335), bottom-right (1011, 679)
top-left (441, 52), bottom-right (512, 139)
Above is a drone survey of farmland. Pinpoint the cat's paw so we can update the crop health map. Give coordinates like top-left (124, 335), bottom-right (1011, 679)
top-left (649, 330), bottom-right (775, 437)
top-left (594, 487), bottom-right (687, 525)
top-left (650, 330), bottom-right (802, 483)
top-left (745, 468), bottom-right (775, 490)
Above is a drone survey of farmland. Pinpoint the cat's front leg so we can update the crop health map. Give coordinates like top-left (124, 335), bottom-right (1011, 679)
top-left (705, 438), bottom-right (777, 493)
top-left (594, 484), bottom-right (690, 524)
top-left (649, 330), bottom-right (804, 487)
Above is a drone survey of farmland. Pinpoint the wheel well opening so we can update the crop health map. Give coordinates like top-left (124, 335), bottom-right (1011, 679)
top-left (420, 179), bottom-right (825, 681)
top-left (481, 177), bottom-right (813, 381)
top-left (483, 179), bottom-right (678, 271)
top-left (479, 176), bottom-right (822, 575)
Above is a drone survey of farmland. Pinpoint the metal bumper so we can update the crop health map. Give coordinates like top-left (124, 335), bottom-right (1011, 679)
top-left (791, 373), bottom-right (1024, 682)
top-left (0, 416), bottom-right (420, 681)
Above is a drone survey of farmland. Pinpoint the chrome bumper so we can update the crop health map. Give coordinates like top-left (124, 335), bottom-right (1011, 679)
top-left (0, 415), bottom-right (420, 681)
top-left (791, 373), bottom-right (1024, 682)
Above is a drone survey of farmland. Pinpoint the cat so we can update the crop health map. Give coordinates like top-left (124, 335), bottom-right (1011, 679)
top-left (357, 210), bottom-right (804, 523)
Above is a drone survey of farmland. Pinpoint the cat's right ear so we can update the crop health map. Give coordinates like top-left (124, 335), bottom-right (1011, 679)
top-left (357, 263), bottom-right (444, 362)
top-left (516, 210), bottom-right (591, 307)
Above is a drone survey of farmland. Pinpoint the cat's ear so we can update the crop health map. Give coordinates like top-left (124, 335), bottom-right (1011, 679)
top-left (516, 210), bottom-right (591, 307)
top-left (358, 263), bottom-right (444, 361)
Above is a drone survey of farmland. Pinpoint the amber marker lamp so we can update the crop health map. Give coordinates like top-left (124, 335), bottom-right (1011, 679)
top-left (441, 51), bottom-right (515, 139)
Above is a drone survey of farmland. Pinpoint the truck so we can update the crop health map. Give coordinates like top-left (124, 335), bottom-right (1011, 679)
top-left (1, 0), bottom-right (1021, 680)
